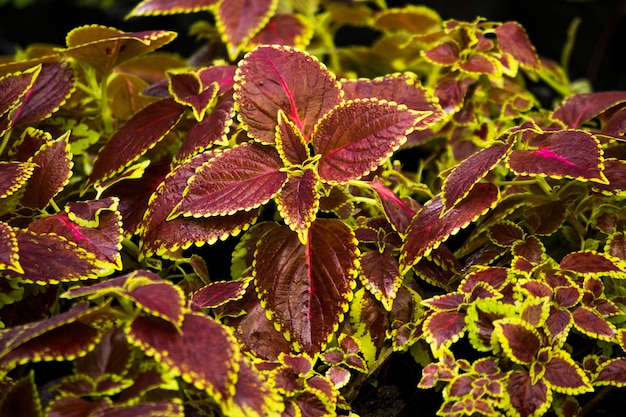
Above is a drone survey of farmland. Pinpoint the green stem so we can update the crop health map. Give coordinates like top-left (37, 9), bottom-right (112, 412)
top-left (0, 129), bottom-right (12, 157)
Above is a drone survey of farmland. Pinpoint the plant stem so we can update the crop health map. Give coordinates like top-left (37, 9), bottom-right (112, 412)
top-left (582, 386), bottom-right (615, 416)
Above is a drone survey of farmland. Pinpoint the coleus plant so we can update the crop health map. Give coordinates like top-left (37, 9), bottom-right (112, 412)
top-left (1, 1), bottom-right (626, 417)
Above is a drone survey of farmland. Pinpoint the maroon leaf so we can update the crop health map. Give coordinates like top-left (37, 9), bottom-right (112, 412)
top-left (459, 53), bottom-right (498, 74)
top-left (0, 221), bottom-right (21, 274)
top-left (139, 153), bottom-right (261, 258)
top-left (0, 161), bottom-right (34, 199)
top-left (248, 14), bottom-right (313, 49)
top-left (442, 140), bottom-right (513, 213)
top-left (591, 159), bottom-right (626, 195)
top-left (552, 91), bottom-right (626, 129)
top-left (524, 200), bottom-right (567, 235)
top-left (506, 371), bottom-right (550, 417)
top-left (593, 358), bottom-right (626, 386)
top-left (254, 220), bottom-right (358, 354)
top-left (8, 62), bottom-right (75, 128)
top-left (359, 249), bottom-right (401, 311)
top-left (234, 45), bottom-right (342, 143)
top-left (174, 90), bottom-right (235, 163)
top-left (64, 25), bottom-right (177, 74)
top-left (507, 130), bottom-right (607, 183)
top-left (88, 98), bottom-right (186, 185)
top-left (543, 351), bottom-right (592, 394)
top-left (192, 278), bottom-right (250, 308)
top-left (230, 358), bottom-right (283, 416)
top-left (495, 319), bottom-right (540, 364)
top-left (28, 197), bottom-right (123, 269)
top-left (0, 65), bottom-right (39, 119)
top-left (545, 307), bottom-right (572, 341)
top-left (571, 306), bottom-right (616, 340)
top-left (174, 141), bottom-right (287, 217)
top-left (314, 99), bottom-right (426, 183)
top-left (127, 0), bottom-right (220, 17)
top-left (401, 183), bottom-right (499, 269)
top-left (422, 41), bottom-right (460, 66)
top-left (216, 0), bottom-right (277, 59)
top-left (423, 311), bottom-right (466, 351)
top-left (275, 110), bottom-right (309, 166)
top-left (0, 373), bottom-right (40, 417)
top-left (495, 22), bottom-right (540, 70)
top-left (560, 251), bottom-right (626, 277)
top-left (167, 70), bottom-right (218, 121)
top-left (75, 328), bottom-right (130, 379)
top-left (127, 313), bottom-right (239, 406)
top-left (369, 179), bottom-right (419, 234)
top-left (275, 169), bottom-right (319, 243)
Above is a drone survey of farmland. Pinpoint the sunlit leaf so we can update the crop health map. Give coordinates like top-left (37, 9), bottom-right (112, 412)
top-left (494, 21), bottom-right (540, 70)
top-left (234, 44), bottom-right (342, 143)
top-left (192, 278), bottom-right (251, 309)
top-left (552, 91), bottom-right (626, 129)
top-left (0, 161), bottom-right (34, 200)
top-left (167, 70), bottom-right (219, 121)
top-left (314, 99), bottom-right (426, 183)
top-left (275, 169), bottom-right (319, 244)
top-left (0, 65), bottom-right (39, 120)
top-left (254, 220), bottom-right (358, 354)
top-left (248, 14), bottom-right (314, 50)
top-left (127, 0), bottom-right (220, 17)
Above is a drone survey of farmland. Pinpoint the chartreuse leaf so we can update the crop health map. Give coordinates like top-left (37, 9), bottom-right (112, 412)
top-left (173, 142), bottom-right (287, 218)
top-left (28, 197), bottom-right (123, 270)
top-left (542, 350), bottom-right (592, 395)
top-left (313, 99), bottom-right (428, 183)
top-left (234, 45), bottom-right (342, 143)
top-left (216, 0), bottom-right (278, 60)
top-left (87, 98), bottom-right (186, 187)
top-left (126, 312), bottom-right (240, 413)
top-left (0, 221), bottom-right (22, 274)
top-left (64, 25), bottom-right (177, 74)
top-left (507, 130), bottom-right (608, 184)
top-left (0, 371), bottom-right (42, 417)
top-left (127, 0), bottom-right (220, 17)
top-left (0, 161), bottom-right (34, 200)
top-left (373, 5), bottom-right (441, 33)
top-left (64, 270), bottom-right (185, 328)
top-left (401, 183), bottom-right (499, 271)
top-left (139, 153), bottom-right (261, 259)
top-left (0, 303), bottom-right (102, 376)
top-left (167, 69), bottom-right (219, 121)
top-left (254, 220), bottom-right (358, 354)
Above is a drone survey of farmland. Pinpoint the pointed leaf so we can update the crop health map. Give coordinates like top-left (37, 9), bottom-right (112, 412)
top-left (275, 169), bottom-right (319, 244)
top-left (506, 371), bottom-right (551, 417)
top-left (254, 220), bottom-right (358, 354)
top-left (553, 91), bottom-right (626, 129)
top-left (560, 251), bottom-right (626, 278)
top-left (494, 318), bottom-right (541, 364)
top-left (127, 0), bottom-right (220, 17)
top-left (359, 250), bottom-right (401, 311)
top-left (174, 142), bottom-right (287, 217)
top-left (192, 278), bottom-right (251, 308)
top-left (495, 22), bottom-right (540, 70)
top-left (0, 372), bottom-right (41, 417)
top-left (216, 0), bottom-right (278, 60)
top-left (174, 90), bottom-right (235, 163)
top-left (139, 153), bottom-right (261, 258)
top-left (230, 358), bottom-right (284, 417)
top-left (64, 25), bottom-right (177, 73)
top-left (593, 358), bottom-right (626, 386)
top-left (314, 99), bottom-right (427, 183)
top-left (0, 221), bottom-right (22, 274)
top-left (369, 179), bottom-right (418, 234)
top-left (0, 161), bottom-right (34, 200)
top-left (423, 311), bottom-right (466, 352)
top-left (275, 110), bottom-right (309, 166)
top-left (20, 131), bottom-right (72, 210)
top-left (543, 350), bottom-right (592, 394)
top-left (234, 45), bottom-right (342, 143)
top-left (88, 98), bottom-right (185, 185)
top-left (0, 65), bottom-right (39, 119)
top-left (571, 306), bottom-right (616, 341)
top-left (591, 158), bottom-right (626, 195)
top-left (507, 130), bottom-right (607, 183)
top-left (401, 182), bottom-right (499, 269)
top-left (127, 313), bottom-right (239, 408)
top-left (167, 69), bottom-right (218, 121)
top-left (443, 140), bottom-right (513, 213)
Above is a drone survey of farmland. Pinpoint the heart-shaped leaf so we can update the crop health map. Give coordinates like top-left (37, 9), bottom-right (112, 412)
top-left (507, 130), bottom-right (608, 183)
top-left (126, 313), bottom-right (239, 410)
top-left (88, 98), bottom-right (185, 186)
top-left (174, 141), bottom-right (287, 217)
top-left (234, 45), bottom-right (342, 143)
top-left (254, 220), bottom-right (358, 354)
top-left (314, 99), bottom-right (427, 183)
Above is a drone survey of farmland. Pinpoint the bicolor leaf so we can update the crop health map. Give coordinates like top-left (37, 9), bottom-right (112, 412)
top-left (493, 318), bottom-right (540, 364)
top-left (423, 311), bottom-right (466, 352)
top-left (552, 91), bottom-right (626, 129)
top-left (192, 278), bottom-right (251, 309)
top-left (127, 0), bottom-right (220, 17)
top-left (505, 370), bottom-right (551, 417)
top-left (560, 251), bottom-right (626, 278)
top-left (571, 306), bottom-right (616, 341)
top-left (167, 70), bottom-right (219, 121)
top-left (254, 220), bottom-right (358, 354)
top-left (314, 99), bottom-right (426, 183)
top-left (0, 161), bottom-right (34, 200)
top-left (543, 350), bottom-right (592, 394)
top-left (359, 249), bottom-right (401, 311)
top-left (0, 221), bottom-right (22, 274)
top-left (0, 65), bottom-right (39, 119)
top-left (275, 169), bottom-right (319, 244)
top-left (494, 21), bottom-right (540, 70)
top-left (234, 45), bottom-right (342, 143)
top-left (593, 358), bottom-right (626, 386)
top-left (247, 14), bottom-right (314, 50)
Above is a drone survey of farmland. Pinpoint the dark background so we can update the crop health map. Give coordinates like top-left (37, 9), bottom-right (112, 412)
top-left (1, 0), bottom-right (625, 91)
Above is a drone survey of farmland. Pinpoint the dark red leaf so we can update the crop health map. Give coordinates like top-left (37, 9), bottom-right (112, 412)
top-left (314, 99), bottom-right (426, 183)
top-left (127, 313), bottom-right (239, 405)
top-left (369, 179), bottom-right (419, 234)
top-left (216, 0), bottom-right (277, 59)
top-left (523, 200), bottom-right (567, 235)
top-left (254, 220), bottom-right (358, 354)
top-left (192, 278), bottom-right (250, 308)
top-left (507, 130), bottom-right (607, 183)
top-left (359, 249), bottom-right (401, 311)
top-left (127, 0), bottom-right (220, 17)
top-left (422, 292), bottom-right (465, 311)
top-left (591, 159), bottom-right (626, 195)
top-left (88, 98), bottom-right (185, 185)
top-left (593, 358), bottom-right (626, 386)
top-left (174, 141), bottom-right (287, 217)
top-left (0, 373), bottom-right (40, 417)
top-left (544, 352), bottom-right (592, 394)
top-left (571, 306), bottom-right (616, 340)
top-left (230, 358), bottom-right (283, 416)
top-left (459, 53), bottom-right (498, 74)
top-left (495, 319), bottom-right (540, 364)
top-left (460, 267), bottom-right (508, 293)
top-left (560, 251), bottom-right (626, 277)
top-left (553, 91), bottom-right (626, 129)
top-left (275, 110), bottom-right (309, 166)
top-left (0, 161), bottom-right (34, 200)
top-left (75, 328), bottom-right (130, 379)
top-left (168, 70), bottom-right (218, 121)
top-left (275, 169), bottom-right (319, 243)
top-left (422, 41), bottom-right (460, 66)
top-left (506, 371), bottom-right (550, 417)
top-left (234, 45), bottom-right (342, 143)
top-left (248, 14), bottom-right (313, 49)
top-left (423, 311), bottom-right (466, 351)
top-left (495, 22), bottom-right (539, 70)
top-left (0, 65), bottom-right (39, 119)
top-left (401, 182), bottom-right (499, 269)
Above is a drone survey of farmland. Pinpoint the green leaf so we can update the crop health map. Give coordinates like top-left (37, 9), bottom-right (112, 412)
top-left (401, 183), bottom-right (499, 270)
top-left (234, 45), bottom-right (342, 143)
top-left (314, 99), bottom-right (427, 183)
top-left (173, 142), bottom-right (287, 217)
top-left (254, 220), bottom-right (358, 354)
top-left (87, 98), bottom-right (186, 186)
top-left (126, 312), bottom-right (240, 410)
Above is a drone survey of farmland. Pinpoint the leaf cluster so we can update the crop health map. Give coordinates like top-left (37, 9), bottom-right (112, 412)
top-left (1, 1), bottom-right (626, 416)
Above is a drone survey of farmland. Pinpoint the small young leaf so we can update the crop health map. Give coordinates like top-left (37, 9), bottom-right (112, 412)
top-left (314, 99), bottom-right (427, 183)
top-left (275, 169), bottom-right (319, 244)
top-left (359, 249), bottom-right (401, 311)
top-left (234, 45), bottom-right (342, 143)
top-left (275, 110), bottom-right (309, 166)
top-left (173, 141), bottom-right (287, 217)
top-left (88, 98), bottom-right (186, 186)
